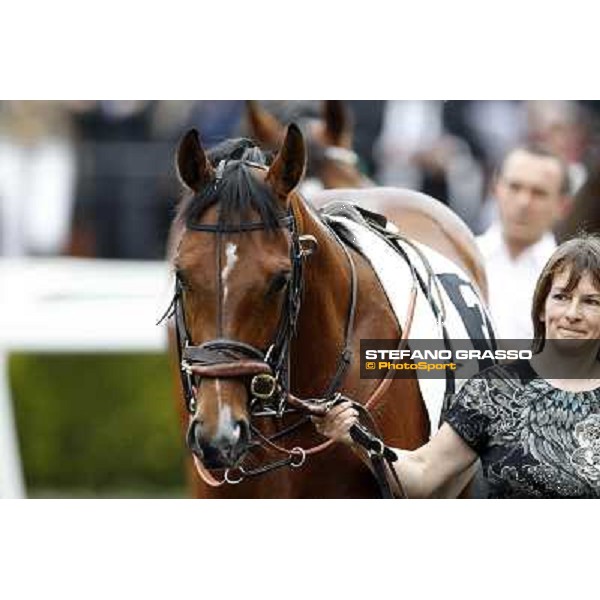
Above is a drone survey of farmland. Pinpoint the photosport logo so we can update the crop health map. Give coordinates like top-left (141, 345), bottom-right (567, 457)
top-left (360, 339), bottom-right (534, 379)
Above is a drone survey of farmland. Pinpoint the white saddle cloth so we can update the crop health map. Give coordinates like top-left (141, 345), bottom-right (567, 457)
top-left (327, 213), bottom-right (495, 436)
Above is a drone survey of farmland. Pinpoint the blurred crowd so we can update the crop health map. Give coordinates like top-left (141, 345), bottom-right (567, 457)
top-left (0, 100), bottom-right (599, 260)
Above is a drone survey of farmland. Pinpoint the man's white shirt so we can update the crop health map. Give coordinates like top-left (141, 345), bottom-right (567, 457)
top-left (477, 223), bottom-right (556, 340)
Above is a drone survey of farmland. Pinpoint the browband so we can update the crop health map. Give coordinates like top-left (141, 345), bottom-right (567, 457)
top-left (187, 214), bottom-right (294, 233)
top-left (186, 158), bottom-right (291, 233)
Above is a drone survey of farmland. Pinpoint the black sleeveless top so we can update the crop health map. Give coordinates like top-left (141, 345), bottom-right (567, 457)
top-left (444, 360), bottom-right (600, 498)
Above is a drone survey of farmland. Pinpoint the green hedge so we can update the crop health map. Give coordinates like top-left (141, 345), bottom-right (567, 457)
top-left (9, 353), bottom-right (187, 496)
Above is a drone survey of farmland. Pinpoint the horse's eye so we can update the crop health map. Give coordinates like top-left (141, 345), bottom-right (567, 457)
top-left (267, 271), bottom-right (291, 296)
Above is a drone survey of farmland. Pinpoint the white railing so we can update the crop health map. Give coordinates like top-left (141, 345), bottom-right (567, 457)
top-left (0, 258), bottom-right (171, 498)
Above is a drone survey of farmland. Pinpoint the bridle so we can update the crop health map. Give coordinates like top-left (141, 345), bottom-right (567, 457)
top-left (165, 158), bottom-right (360, 486)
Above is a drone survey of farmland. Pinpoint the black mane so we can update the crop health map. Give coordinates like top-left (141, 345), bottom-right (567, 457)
top-left (178, 138), bottom-right (286, 231)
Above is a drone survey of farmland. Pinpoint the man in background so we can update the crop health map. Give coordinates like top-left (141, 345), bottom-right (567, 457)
top-left (477, 145), bottom-right (571, 339)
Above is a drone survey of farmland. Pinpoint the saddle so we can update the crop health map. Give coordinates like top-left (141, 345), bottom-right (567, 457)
top-left (319, 200), bottom-right (496, 435)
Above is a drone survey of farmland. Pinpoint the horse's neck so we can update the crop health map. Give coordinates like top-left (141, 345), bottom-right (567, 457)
top-left (321, 164), bottom-right (372, 189)
top-left (295, 197), bottom-right (352, 335)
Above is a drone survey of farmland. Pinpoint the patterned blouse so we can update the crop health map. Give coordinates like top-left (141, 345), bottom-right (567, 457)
top-left (444, 360), bottom-right (600, 498)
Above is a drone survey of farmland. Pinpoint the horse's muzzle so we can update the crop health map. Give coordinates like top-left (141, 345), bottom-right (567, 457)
top-left (186, 418), bottom-right (250, 469)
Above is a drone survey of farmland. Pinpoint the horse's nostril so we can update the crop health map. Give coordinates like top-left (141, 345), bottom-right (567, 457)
top-left (186, 419), bottom-right (205, 457)
top-left (225, 420), bottom-right (250, 462)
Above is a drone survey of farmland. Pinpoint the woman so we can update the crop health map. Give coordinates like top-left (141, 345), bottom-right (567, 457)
top-left (314, 235), bottom-right (600, 498)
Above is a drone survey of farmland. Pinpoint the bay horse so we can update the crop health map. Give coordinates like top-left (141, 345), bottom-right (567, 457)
top-left (246, 100), bottom-right (487, 297)
top-left (246, 100), bottom-right (373, 190)
top-left (167, 123), bottom-right (488, 498)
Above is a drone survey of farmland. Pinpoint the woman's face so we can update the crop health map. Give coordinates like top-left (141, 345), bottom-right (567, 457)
top-left (542, 269), bottom-right (600, 346)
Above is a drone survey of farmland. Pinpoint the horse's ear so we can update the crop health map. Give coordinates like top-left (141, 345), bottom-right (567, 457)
top-left (176, 129), bottom-right (214, 192)
top-left (267, 123), bottom-right (306, 201)
top-left (246, 100), bottom-right (285, 148)
top-left (323, 100), bottom-right (352, 147)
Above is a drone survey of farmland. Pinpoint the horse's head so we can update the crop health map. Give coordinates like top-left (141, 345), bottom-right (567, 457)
top-left (172, 124), bottom-right (307, 469)
top-left (246, 100), bottom-right (365, 190)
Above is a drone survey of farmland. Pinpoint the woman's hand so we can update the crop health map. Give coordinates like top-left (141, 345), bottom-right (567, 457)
top-left (311, 401), bottom-right (359, 445)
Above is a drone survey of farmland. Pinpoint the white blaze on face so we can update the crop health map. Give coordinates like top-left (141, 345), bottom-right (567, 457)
top-left (221, 242), bottom-right (238, 306)
top-left (212, 342), bottom-right (240, 445)
top-left (215, 378), bottom-right (223, 413)
top-left (211, 243), bottom-right (241, 446)
top-left (214, 393), bottom-right (240, 445)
